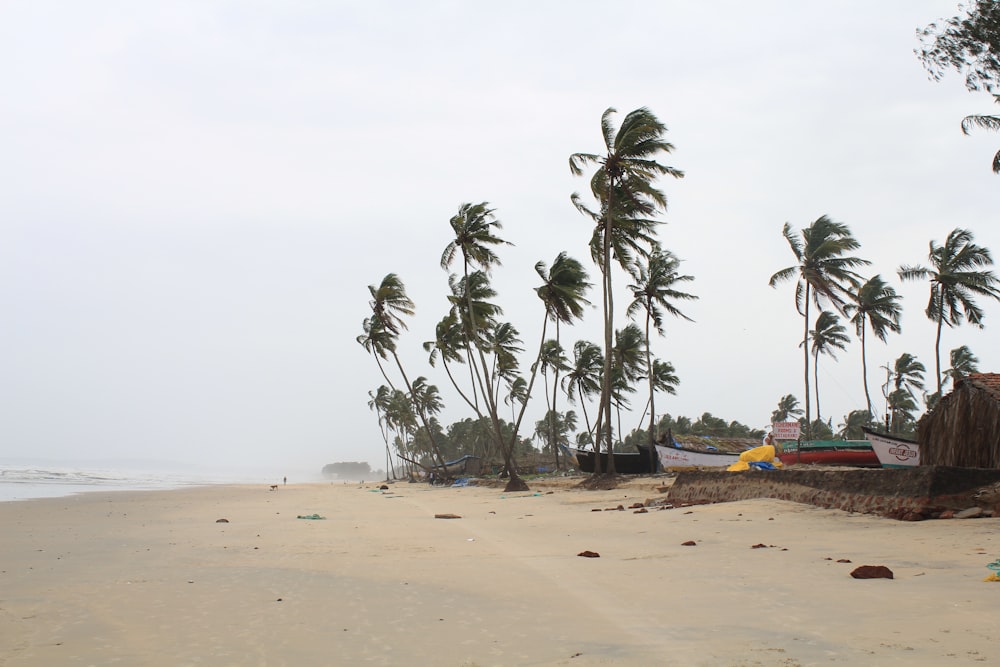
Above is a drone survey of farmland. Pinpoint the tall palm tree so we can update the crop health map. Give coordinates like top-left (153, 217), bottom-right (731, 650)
top-left (562, 340), bottom-right (604, 448)
top-left (534, 252), bottom-right (591, 470)
top-left (358, 274), bottom-right (450, 471)
top-left (440, 203), bottom-right (524, 489)
top-left (960, 95), bottom-right (1000, 173)
top-left (368, 385), bottom-right (397, 479)
top-left (570, 107), bottom-right (683, 472)
top-left (626, 246), bottom-right (696, 469)
top-left (769, 216), bottom-right (869, 438)
top-left (806, 311), bottom-right (850, 423)
top-left (899, 228), bottom-right (1000, 394)
top-left (844, 275), bottom-right (902, 418)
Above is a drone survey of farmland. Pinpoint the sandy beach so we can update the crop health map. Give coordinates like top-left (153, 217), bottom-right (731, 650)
top-left (1, 477), bottom-right (998, 666)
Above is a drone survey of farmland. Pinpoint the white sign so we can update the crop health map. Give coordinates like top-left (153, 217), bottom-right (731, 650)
top-left (771, 421), bottom-right (801, 440)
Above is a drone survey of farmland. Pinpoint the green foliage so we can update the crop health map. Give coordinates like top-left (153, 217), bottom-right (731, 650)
top-left (916, 0), bottom-right (1000, 93)
top-left (322, 461), bottom-right (373, 478)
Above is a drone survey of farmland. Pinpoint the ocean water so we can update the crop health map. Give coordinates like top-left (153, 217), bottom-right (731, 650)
top-left (0, 462), bottom-right (295, 503)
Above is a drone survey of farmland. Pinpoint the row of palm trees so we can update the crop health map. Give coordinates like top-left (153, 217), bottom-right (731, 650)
top-left (360, 108), bottom-right (696, 487)
top-left (770, 221), bottom-right (1000, 438)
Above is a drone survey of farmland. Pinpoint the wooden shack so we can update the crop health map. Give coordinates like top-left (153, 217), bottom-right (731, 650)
top-left (917, 373), bottom-right (1000, 468)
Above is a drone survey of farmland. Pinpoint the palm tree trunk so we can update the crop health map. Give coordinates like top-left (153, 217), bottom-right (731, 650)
top-left (935, 304), bottom-right (944, 396)
top-left (861, 323), bottom-right (872, 418)
top-left (802, 287), bottom-right (812, 440)
top-left (645, 311), bottom-right (657, 472)
top-left (814, 352), bottom-right (822, 423)
top-left (391, 352), bottom-right (449, 472)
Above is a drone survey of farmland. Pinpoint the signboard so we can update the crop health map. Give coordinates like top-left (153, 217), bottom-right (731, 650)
top-left (771, 421), bottom-right (801, 441)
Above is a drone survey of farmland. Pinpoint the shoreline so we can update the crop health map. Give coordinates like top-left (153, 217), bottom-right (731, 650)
top-left (3, 479), bottom-right (999, 665)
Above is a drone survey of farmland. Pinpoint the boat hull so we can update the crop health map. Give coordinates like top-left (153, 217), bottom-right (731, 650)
top-left (572, 446), bottom-right (657, 474)
top-left (862, 428), bottom-right (920, 468)
top-left (655, 444), bottom-right (741, 468)
top-left (777, 442), bottom-right (879, 467)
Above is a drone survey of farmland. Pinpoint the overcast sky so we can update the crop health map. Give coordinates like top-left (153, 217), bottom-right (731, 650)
top-left (3, 1), bottom-right (998, 477)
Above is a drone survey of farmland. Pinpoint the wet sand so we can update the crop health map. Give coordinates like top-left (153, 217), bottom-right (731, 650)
top-left (1, 477), bottom-right (998, 666)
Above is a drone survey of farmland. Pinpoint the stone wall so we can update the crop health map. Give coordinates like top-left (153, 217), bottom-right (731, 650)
top-left (666, 466), bottom-right (1000, 520)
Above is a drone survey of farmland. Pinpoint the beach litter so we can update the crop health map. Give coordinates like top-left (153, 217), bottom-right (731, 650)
top-left (577, 550), bottom-right (600, 558)
top-left (296, 514), bottom-right (326, 520)
top-left (985, 559), bottom-right (1000, 582)
top-left (434, 513), bottom-right (462, 519)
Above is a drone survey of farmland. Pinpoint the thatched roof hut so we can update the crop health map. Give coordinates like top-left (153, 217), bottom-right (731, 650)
top-left (917, 373), bottom-right (1000, 468)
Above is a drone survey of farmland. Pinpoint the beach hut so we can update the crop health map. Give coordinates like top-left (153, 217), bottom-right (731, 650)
top-left (917, 373), bottom-right (1000, 468)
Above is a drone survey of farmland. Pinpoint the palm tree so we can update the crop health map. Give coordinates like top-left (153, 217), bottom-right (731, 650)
top-left (368, 385), bottom-right (396, 479)
top-left (899, 228), bottom-right (1000, 394)
top-left (806, 311), bottom-right (850, 423)
top-left (960, 96), bottom-right (1000, 173)
top-left (844, 275), bottom-right (902, 419)
top-left (570, 107), bottom-right (683, 472)
top-left (534, 252), bottom-right (591, 470)
top-left (610, 323), bottom-right (646, 450)
top-left (358, 274), bottom-right (450, 472)
top-left (771, 394), bottom-right (803, 424)
top-left (440, 203), bottom-right (525, 489)
top-left (769, 216), bottom-right (869, 438)
top-left (562, 340), bottom-right (603, 448)
top-left (626, 246), bottom-right (696, 469)
top-left (889, 353), bottom-right (925, 434)
top-left (837, 409), bottom-right (873, 440)
top-left (944, 345), bottom-right (980, 389)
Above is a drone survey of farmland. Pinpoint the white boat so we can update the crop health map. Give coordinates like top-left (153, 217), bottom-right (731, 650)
top-left (655, 443), bottom-right (741, 469)
top-left (862, 427), bottom-right (920, 468)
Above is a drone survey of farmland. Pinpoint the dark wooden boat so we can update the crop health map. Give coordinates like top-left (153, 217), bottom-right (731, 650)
top-left (572, 445), bottom-right (658, 474)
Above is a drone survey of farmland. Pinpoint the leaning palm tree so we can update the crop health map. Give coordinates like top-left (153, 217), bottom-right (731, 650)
top-left (626, 246), bottom-right (696, 469)
top-left (807, 311), bottom-right (850, 423)
top-left (769, 216), bottom-right (869, 438)
top-left (960, 95), bottom-right (1000, 173)
top-left (570, 107), bottom-right (683, 472)
top-left (898, 228), bottom-right (1000, 394)
top-left (358, 274), bottom-right (450, 472)
top-left (441, 204), bottom-right (526, 489)
top-left (844, 275), bottom-right (902, 419)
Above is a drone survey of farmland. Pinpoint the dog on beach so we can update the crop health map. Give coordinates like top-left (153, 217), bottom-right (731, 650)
top-left (269, 485), bottom-right (278, 491)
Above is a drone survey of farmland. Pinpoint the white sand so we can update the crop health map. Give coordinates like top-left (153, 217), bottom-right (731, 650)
top-left (1, 477), bottom-right (998, 666)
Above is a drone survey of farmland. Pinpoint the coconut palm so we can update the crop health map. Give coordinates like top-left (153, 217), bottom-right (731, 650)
top-left (837, 409), bottom-right (873, 440)
top-left (358, 274), bottom-right (449, 471)
top-left (844, 275), bottom-right (902, 418)
top-left (771, 394), bottom-right (804, 424)
top-left (610, 323), bottom-right (646, 450)
top-left (945, 345), bottom-right (980, 389)
top-left (570, 107), bottom-right (683, 472)
top-left (769, 216), bottom-right (869, 438)
top-left (440, 204), bottom-right (525, 489)
top-left (888, 353), bottom-right (926, 434)
top-left (562, 340), bottom-right (604, 448)
top-left (898, 228), bottom-right (1000, 394)
top-left (368, 385), bottom-right (397, 479)
top-left (534, 252), bottom-right (591, 469)
top-left (626, 246), bottom-right (696, 469)
top-left (806, 311), bottom-right (850, 423)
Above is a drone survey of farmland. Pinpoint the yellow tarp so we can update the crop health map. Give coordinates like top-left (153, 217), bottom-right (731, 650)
top-left (726, 445), bottom-right (782, 472)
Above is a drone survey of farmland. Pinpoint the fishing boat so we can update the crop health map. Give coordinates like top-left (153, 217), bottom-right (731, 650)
top-left (862, 427), bottom-right (920, 468)
top-left (655, 443), bottom-right (742, 468)
top-left (776, 440), bottom-right (880, 467)
top-left (568, 445), bottom-right (658, 474)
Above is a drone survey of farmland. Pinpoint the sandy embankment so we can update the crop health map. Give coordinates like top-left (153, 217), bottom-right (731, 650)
top-left (1, 477), bottom-right (998, 666)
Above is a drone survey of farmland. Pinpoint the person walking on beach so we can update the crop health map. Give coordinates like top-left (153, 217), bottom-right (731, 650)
top-left (283, 476), bottom-right (287, 485)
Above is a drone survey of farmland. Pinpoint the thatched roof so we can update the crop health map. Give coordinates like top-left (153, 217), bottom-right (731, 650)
top-left (918, 373), bottom-right (1000, 468)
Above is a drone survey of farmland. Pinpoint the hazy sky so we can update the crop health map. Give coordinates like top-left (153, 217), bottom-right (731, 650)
top-left (3, 1), bottom-right (998, 476)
